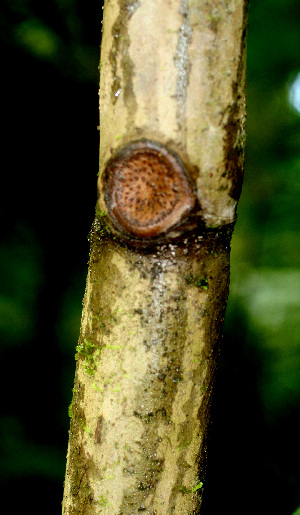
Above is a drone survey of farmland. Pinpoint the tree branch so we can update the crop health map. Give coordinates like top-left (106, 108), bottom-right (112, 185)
top-left (62, 1), bottom-right (248, 513)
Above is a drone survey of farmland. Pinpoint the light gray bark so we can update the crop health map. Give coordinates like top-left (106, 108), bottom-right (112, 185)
top-left (62, 1), bottom-right (248, 513)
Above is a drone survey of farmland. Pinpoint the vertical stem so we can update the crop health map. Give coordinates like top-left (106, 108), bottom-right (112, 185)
top-left (63, 0), bottom-right (248, 513)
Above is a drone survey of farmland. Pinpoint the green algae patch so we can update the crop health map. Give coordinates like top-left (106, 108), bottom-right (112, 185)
top-left (185, 275), bottom-right (208, 290)
top-left (75, 338), bottom-right (100, 376)
top-left (179, 481), bottom-right (203, 494)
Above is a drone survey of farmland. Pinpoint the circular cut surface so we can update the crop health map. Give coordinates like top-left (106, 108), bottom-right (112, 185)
top-left (104, 141), bottom-right (195, 238)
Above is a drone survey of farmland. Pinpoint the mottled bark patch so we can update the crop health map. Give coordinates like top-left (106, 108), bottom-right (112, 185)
top-left (65, 380), bottom-right (97, 514)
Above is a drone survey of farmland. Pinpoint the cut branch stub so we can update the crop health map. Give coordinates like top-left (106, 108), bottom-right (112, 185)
top-left (103, 140), bottom-right (196, 239)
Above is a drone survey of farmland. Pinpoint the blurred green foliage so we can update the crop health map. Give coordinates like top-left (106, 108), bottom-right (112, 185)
top-left (15, 18), bottom-right (61, 59)
top-left (0, 224), bottom-right (43, 346)
top-left (0, 0), bottom-right (299, 513)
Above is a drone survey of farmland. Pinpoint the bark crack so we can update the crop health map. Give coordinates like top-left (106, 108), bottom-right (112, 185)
top-left (109, 1), bottom-right (139, 131)
top-left (174, 0), bottom-right (192, 146)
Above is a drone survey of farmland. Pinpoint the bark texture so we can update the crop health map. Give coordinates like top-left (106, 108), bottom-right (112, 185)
top-left (98, 0), bottom-right (248, 227)
top-left (63, 1), bottom-right (248, 513)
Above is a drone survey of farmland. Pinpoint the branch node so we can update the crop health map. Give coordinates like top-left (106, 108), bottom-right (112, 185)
top-left (103, 140), bottom-right (196, 239)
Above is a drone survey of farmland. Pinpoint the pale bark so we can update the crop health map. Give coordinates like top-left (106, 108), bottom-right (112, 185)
top-left (62, 1), bottom-right (248, 514)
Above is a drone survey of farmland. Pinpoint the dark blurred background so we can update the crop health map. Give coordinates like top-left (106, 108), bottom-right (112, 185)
top-left (0, 0), bottom-right (299, 513)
